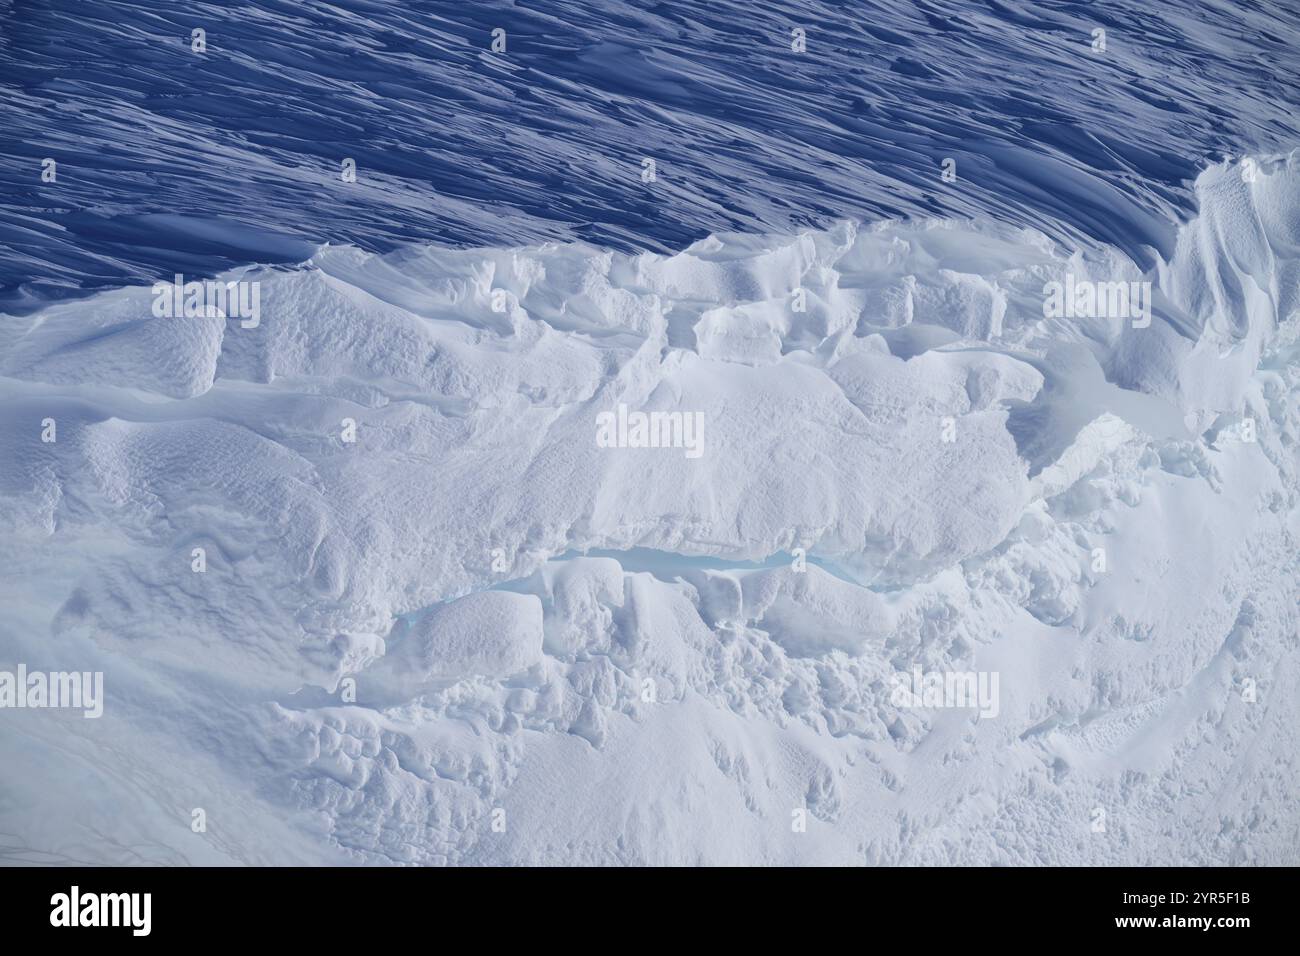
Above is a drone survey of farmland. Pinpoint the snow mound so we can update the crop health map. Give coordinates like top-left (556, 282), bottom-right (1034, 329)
top-left (1, 154), bottom-right (1298, 865)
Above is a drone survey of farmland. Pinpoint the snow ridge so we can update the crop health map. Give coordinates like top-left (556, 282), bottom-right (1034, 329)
top-left (0, 154), bottom-right (1297, 865)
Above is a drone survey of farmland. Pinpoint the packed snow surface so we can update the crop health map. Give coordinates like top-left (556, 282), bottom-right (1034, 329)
top-left (3, 0), bottom-right (1300, 867)
top-left (1, 154), bottom-right (1298, 864)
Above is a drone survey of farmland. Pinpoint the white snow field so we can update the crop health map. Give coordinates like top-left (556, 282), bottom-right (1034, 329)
top-left (0, 154), bottom-right (1297, 865)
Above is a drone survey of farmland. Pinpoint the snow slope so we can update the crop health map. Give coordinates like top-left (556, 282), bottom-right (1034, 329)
top-left (4, 0), bottom-right (1300, 309)
top-left (1, 153), bottom-right (1297, 864)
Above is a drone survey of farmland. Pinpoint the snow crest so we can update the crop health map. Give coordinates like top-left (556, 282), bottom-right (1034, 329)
top-left (1, 154), bottom-right (1298, 865)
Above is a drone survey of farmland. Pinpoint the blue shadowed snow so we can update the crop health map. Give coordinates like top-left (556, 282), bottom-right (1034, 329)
top-left (1, 0), bottom-right (1297, 310)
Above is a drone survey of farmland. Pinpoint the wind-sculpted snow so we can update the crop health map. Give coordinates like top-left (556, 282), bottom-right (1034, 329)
top-left (1, 155), bottom-right (1297, 864)
top-left (3, 0), bottom-right (1300, 310)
